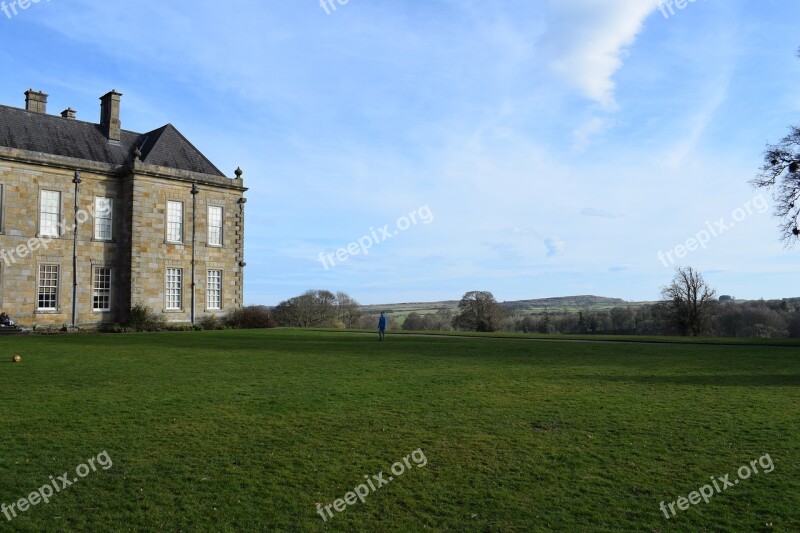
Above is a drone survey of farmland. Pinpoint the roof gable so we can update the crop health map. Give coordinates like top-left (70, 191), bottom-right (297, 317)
top-left (138, 124), bottom-right (224, 177)
top-left (0, 105), bottom-right (226, 177)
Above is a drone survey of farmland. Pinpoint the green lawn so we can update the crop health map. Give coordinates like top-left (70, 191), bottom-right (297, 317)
top-left (1, 329), bottom-right (798, 531)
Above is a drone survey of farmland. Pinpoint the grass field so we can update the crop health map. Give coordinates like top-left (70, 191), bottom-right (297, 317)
top-left (1, 330), bottom-right (798, 531)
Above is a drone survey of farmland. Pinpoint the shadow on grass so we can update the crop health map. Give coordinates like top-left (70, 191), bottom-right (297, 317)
top-left (570, 374), bottom-right (800, 387)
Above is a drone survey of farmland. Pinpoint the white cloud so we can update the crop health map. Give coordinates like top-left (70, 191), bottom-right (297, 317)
top-left (581, 207), bottom-right (621, 219)
top-left (540, 0), bottom-right (661, 109)
top-left (544, 237), bottom-right (566, 257)
top-left (572, 116), bottom-right (614, 150)
top-left (663, 73), bottom-right (732, 168)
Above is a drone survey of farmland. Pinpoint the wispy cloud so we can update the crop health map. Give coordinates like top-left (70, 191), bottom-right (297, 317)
top-left (572, 116), bottom-right (614, 150)
top-left (581, 207), bottom-right (621, 219)
top-left (609, 264), bottom-right (634, 272)
top-left (540, 0), bottom-right (660, 110)
top-left (544, 237), bottom-right (566, 257)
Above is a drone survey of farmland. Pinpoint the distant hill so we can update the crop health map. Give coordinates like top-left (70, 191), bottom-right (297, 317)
top-left (360, 301), bottom-right (459, 315)
top-left (361, 295), bottom-right (644, 318)
top-left (502, 295), bottom-right (628, 310)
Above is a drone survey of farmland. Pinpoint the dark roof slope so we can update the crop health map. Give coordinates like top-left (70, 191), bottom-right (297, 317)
top-left (137, 124), bottom-right (224, 177)
top-left (0, 105), bottom-right (226, 177)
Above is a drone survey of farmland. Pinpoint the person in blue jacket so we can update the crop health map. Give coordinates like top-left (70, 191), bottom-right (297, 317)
top-left (378, 312), bottom-right (387, 341)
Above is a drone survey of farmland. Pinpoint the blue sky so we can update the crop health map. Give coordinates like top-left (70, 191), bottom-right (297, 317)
top-left (1, 0), bottom-right (798, 305)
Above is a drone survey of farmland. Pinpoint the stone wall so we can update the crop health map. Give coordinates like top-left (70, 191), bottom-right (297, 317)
top-left (0, 157), bottom-right (246, 328)
top-left (0, 161), bottom-right (124, 326)
top-left (129, 175), bottom-right (244, 322)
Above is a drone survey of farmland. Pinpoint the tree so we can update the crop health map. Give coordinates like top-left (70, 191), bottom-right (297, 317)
top-left (452, 291), bottom-right (507, 332)
top-left (434, 308), bottom-right (454, 331)
top-left (402, 312), bottom-right (425, 331)
top-left (403, 311), bottom-right (452, 331)
top-left (538, 307), bottom-right (556, 334)
top-left (224, 306), bottom-right (277, 329)
top-left (660, 267), bottom-right (719, 336)
top-left (751, 47), bottom-right (800, 245)
top-left (335, 291), bottom-right (361, 329)
top-left (610, 306), bottom-right (635, 334)
top-left (273, 289), bottom-right (341, 327)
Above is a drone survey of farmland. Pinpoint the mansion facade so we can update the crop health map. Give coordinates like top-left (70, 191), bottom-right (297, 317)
top-left (0, 89), bottom-right (247, 327)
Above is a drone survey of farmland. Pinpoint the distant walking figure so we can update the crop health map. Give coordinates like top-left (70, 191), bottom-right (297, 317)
top-left (378, 312), bottom-right (387, 341)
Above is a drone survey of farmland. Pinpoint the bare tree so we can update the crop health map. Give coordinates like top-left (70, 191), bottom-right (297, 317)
top-left (273, 290), bottom-right (362, 328)
top-left (273, 289), bottom-right (337, 327)
top-left (335, 291), bottom-right (362, 329)
top-left (453, 291), bottom-right (507, 332)
top-left (660, 267), bottom-right (719, 336)
top-left (751, 47), bottom-right (800, 245)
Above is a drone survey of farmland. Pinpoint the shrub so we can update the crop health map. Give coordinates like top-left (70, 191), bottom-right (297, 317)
top-left (164, 323), bottom-right (203, 332)
top-left (100, 324), bottom-right (136, 334)
top-left (225, 306), bottom-right (277, 329)
top-left (127, 304), bottom-right (167, 332)
top-left (199, 314), bottom-right (225, 331)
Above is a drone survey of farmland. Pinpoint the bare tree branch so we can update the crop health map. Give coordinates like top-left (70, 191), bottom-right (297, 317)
top-left (751, 54), bottom-right (800, 245)
top-left (660, 267), bottom-right (719, 336)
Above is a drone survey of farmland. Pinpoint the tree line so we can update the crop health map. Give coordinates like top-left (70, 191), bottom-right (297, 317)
top-left (460, 268), bottom-right (799, 338)
top-left (266, 268), bottom-right (799, 338)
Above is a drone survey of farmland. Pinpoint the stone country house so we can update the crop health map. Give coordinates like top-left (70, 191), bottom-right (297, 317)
top-left (0, 89), bottom-right (247, 327)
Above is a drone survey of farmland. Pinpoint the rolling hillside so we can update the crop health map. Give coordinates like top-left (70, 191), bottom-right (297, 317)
top-left (361, 295), bottom-right (649, 320)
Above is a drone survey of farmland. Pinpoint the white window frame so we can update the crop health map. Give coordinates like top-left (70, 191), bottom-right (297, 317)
top-left (94, 197), bottom-right (113, 241)
top-left (37, 264), bottom-right (60, 311)
top-left (92, 267), bottom-right (113, 312)
top-left (207, 270), bottom-right (222, 310)
top-left (166, 268), bottom-right (183, 311)
top-left (166, 201), bottom-right (183, 243)
top-left (208, 206), bottom-right (223, 246)
top-left (39, 190), bottom-right (61, 237)
top-left (0, 184), bottom-right (4, 232)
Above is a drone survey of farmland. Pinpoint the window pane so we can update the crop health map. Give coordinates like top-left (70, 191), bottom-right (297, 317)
top-left (40, 190), bottom-right (60, 237)
top-left (208, 206), bottom-right (223, 246)
top-left (38, 264), bottom-right (59, 310)
top-left (93, 267), bottom-right (112, 311)
top-left (167, 201), bottom-right (183, 242)
top-left (94, 197), bottom-right (113, 240)
top-left (166, 268), bottom-right (182, 310)
top-left (207, 270), bottom-right (222, 310)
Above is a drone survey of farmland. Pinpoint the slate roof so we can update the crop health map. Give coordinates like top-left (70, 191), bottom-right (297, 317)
top-left (0, 105), bottom-right (226, 177)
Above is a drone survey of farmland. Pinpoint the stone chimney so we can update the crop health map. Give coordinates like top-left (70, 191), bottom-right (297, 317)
top-left (99, 89), bottom-right (122, 142)
top-left (61, 108), bottom-right (76, 120)
top-left (25, 89), bottom-right (48, 114)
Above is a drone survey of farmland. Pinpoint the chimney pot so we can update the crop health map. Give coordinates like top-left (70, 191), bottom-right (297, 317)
top-left (99, 90), bottom-right (123, 142)
top-left (24, 89), bottom-right (48, 114)
top-left (61, 108), bottom-right (76, 120)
